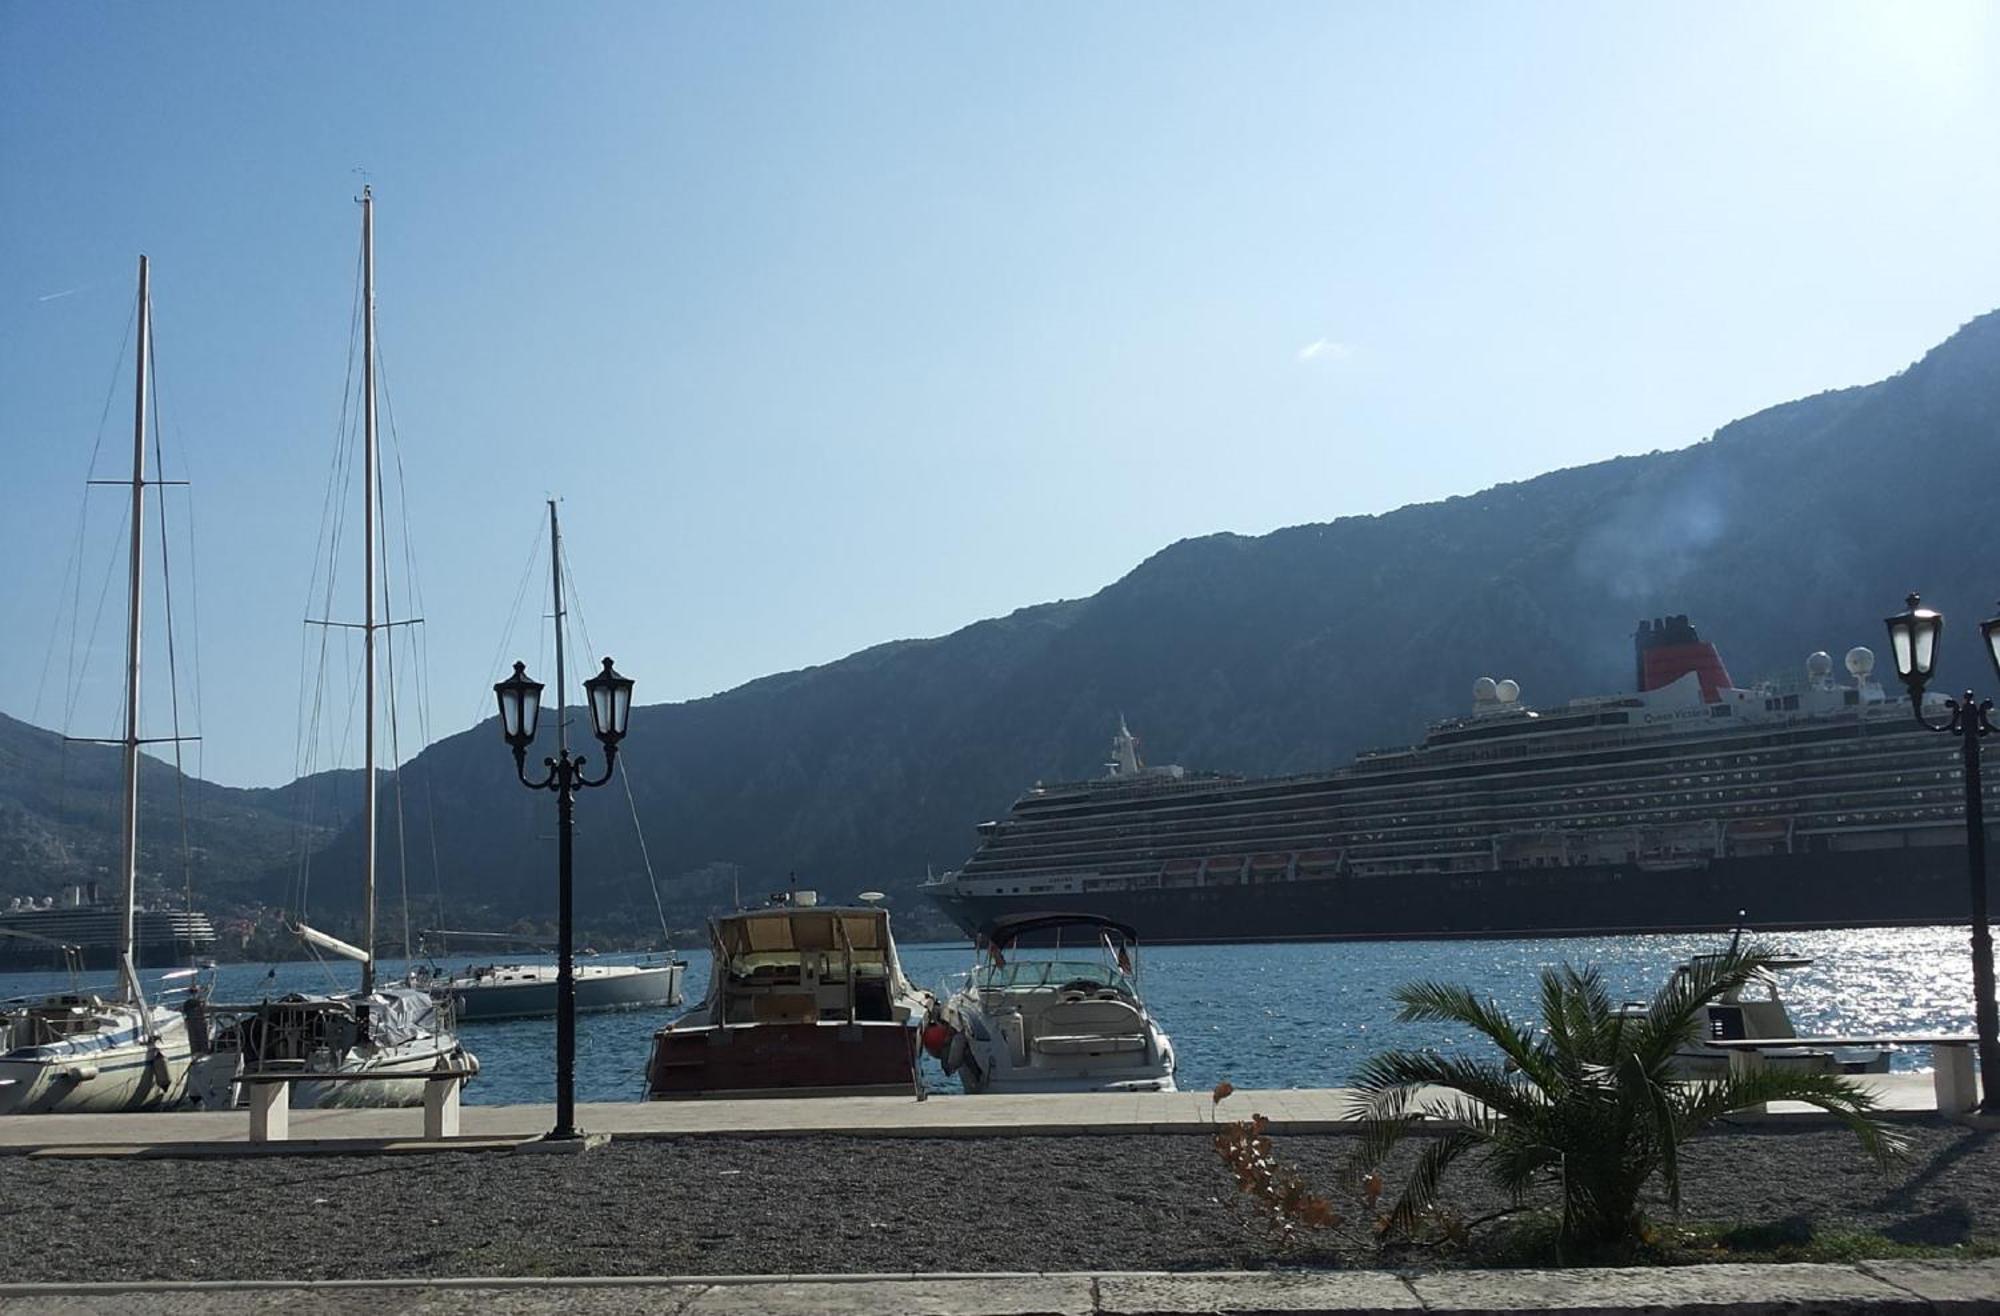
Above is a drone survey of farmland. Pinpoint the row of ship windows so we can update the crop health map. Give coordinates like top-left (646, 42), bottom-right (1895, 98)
top-left (985, 785), bottom-right (1971, 860)
top-left (1019, 746), bottom-right (1961, 832)
top-left (965, 803), bottom-right (1971, 876)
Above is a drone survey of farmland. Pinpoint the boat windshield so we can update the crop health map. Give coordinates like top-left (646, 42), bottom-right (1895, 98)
top-left (972, 959), bottom-right (1134, 995)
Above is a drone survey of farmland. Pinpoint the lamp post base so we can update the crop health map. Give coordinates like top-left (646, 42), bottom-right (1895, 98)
top-left (516, 1131), bottom-right (610, 1155)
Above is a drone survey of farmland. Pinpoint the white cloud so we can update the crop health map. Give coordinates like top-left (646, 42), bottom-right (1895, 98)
top-left (1295, 338), bottom-right (1352, 363)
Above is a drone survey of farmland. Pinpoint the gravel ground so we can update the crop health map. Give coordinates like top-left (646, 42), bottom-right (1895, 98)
top-left (0, 1120), bottom-right (1992, 1282)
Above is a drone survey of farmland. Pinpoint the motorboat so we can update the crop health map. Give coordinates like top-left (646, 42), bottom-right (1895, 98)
top-left (1625, 948), bottom-right (1891, 1077)
top-left (933, 913), bottom-right (1176, 1094)
top-left (424, 956), bottom-right (686, 1021)
top-left (646, 893), bottom-right (931, 1099)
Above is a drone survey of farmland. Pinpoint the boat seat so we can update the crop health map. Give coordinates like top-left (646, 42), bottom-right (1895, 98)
top-left (1040, 998), bottom-right (1146, 1037)
top-left (1035, 1033), bottom-right (1148, 1056)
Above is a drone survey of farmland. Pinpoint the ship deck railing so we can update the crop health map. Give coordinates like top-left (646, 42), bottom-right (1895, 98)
top-left (1707, 1035), bottom-right (1980, 1113)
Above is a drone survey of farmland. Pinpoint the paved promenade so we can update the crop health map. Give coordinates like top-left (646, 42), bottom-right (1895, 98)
top-left (0, 1072), bottom-right (1950, 1157)
top-left (1, 1262), bottom-right (1996, 1314)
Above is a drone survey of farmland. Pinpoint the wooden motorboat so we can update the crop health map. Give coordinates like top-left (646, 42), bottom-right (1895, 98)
top-left (645, 894), bottom-right (930, 1099)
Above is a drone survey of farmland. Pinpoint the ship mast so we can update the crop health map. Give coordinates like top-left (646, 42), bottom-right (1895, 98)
top-left (550, 499), bottom-right (567, 756)
top-left (361, 186), bottom-right (378, 996)
top-left (116, 255), bottom-right (151, 1005)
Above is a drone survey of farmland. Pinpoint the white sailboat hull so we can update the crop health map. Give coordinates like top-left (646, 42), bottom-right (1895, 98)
top-left (0, 1007), bottom-right (192, 1115)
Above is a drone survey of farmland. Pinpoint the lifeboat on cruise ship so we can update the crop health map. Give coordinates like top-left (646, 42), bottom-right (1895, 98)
top-left (1159, 858), bottom-right (1203, 886)
top-left (1250, 853), bottom-right (1293, 880)
top-left (1295, 848), bottom-right (1342, 876)
top-left (1204, 856), bottom-right (1247, 882)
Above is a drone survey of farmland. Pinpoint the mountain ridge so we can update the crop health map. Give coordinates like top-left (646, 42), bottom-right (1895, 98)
top-left (7, 308), bottom-right (2000, 943)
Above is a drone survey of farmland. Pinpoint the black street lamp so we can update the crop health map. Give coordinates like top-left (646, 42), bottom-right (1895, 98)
top-left (1883, 593), bottom-right (2000, 1115)
top-left (493, 655), bottom-right (636, 1140)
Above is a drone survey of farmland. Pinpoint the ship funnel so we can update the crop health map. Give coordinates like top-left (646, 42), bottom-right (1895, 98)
top-left (1634, 614), bottom-right (1733, 702)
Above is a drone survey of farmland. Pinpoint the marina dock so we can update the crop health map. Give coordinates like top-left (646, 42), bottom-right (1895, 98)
top-left (0, 1073), bottom-right (1959, 1157)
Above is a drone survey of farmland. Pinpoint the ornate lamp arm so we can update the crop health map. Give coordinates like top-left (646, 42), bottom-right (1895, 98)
top-left (513, 745), bottom-right (560, 792)
top-left (575, 742), bottom-right (619, 790)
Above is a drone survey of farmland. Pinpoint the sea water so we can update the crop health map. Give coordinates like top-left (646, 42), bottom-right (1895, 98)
top-left (0, 924), bottom-right (1981, 1106)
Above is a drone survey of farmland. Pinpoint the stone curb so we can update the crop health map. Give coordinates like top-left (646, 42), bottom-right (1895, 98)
top-left (0, 1262), bottom-right (1994, 1313)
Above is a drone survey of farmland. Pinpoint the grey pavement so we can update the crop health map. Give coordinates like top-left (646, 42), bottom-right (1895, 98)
top-left (0, 1263), bottom-right (1996, 1314)
top-left (0, 1074), bottom-right (1950, 1159)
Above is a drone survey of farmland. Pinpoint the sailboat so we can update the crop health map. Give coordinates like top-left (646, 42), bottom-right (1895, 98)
top-left (0, 257), bottom-right (196, 1115)
top-left (186, 189), bottom-right (476, 1109)
top-left (413, 501), bottom-right (686, 1022)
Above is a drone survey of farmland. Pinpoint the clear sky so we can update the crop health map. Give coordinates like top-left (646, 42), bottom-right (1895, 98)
top-left (3, 3), bottom-right (1997, 787)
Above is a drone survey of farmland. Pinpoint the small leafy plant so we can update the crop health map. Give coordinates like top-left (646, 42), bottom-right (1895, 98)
top-left (1351, 946), bottom-right (1904, 1257)
top-left (1210, 1081), bottom-right (1343, 1244)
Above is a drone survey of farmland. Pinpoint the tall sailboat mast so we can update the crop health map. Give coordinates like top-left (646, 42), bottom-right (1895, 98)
top-left (550, 499), bottom-right (567, 755)
top-left (117, 254), bottom-right (151, 1001)
top-left (361, 186), bottom-right (378, 996)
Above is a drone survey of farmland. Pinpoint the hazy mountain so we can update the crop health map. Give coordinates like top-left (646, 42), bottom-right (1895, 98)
top-left (9, 309), bottom-right (2000, 944)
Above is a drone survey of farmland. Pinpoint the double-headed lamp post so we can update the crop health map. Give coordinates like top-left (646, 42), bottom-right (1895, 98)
top-left (493, 655), bottom-right (635, 1141)
top-left (1884, 593), bottom-right (2000, 1115)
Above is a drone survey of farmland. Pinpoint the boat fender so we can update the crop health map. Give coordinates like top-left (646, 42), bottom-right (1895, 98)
top-left (58, 1064), bottom-right (100, 1083)
top-left (148, 1047), bottom-right (172, 1091)
top-left (942, 1031), bottom-right (969, 1077)
top-left (920, 1021), bottom-right (953, 1061)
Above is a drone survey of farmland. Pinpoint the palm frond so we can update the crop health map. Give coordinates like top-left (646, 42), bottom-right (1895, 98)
top-left (1673, 1069), bottom-right (1907, 1166)
top-left (1638, 946), bottom-right (1774, 1064)
top-left (1393, 980), bottom-right (1556, 1084)
top-left (1352, 1049), bottom-right (1548, 1123)
top-left (1382, 1128), bottom-right (1482, 1238)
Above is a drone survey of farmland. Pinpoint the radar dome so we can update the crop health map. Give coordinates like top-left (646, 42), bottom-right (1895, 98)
top-left (1496, 678), bottom-right (1520, 704)
top-left (1473, 676), bottom-right (1499, 701)
top-left (1846, 646), bottom-right (1876, 678)
top-left (1806, 651), bottom-right (1833, 679)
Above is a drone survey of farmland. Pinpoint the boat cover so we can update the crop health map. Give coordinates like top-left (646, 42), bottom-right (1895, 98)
top-left (273, 987), bottom-right (440, 1046)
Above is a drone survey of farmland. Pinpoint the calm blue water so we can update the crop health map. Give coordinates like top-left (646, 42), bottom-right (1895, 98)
top-left (0, 925), bottom-right (1981, 1105)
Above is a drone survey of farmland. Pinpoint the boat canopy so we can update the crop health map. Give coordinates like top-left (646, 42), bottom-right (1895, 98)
top-left (978, 912), bottom-right (1140, 948)
top-left (713, 908), bottom-right (893, 958)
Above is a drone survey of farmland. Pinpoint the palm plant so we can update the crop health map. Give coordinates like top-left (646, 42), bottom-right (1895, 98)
top-left (1352, 946), bottom-right (1903, 1254)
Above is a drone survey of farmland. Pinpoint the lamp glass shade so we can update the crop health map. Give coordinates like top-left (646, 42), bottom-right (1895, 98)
top-left (1983, 610), bottom-right (2000, 686)
top-left (584, 657), bottom-right (635, 745)
top-left (494, 661), bottom-right (544, 749)
top-left (1884, 595), bottom-right (1942, 687)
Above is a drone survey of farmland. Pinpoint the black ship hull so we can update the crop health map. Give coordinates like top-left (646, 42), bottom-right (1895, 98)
top-left (0, 937), bottom-right (205, 974)
top-left (926, 848), bottom-right (1986, 945)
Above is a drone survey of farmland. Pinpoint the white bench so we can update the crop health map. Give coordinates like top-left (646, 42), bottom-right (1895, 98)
top-left (1708, 1036), bottom-right (1978, 1113)
top-left (240, 1066), bottom-right (476, 1143)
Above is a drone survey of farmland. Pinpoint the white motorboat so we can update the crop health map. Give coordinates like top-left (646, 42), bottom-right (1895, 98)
top-left (2, 258), bottom-right (194, 1116)
top-left (934, 914), bottom-right (1176, 1094)
top-left (185, 189), bottom-right (474, 1110)
top-left (1624, 944), bottom-right (1891, 1077)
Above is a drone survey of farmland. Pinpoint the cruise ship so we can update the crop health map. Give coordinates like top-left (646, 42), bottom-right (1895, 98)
top-left (924, 617), bottom-right (1991, 943)
top-left (0, 883), bottom-right (217, 973)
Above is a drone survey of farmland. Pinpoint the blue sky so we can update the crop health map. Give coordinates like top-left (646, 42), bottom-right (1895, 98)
top-left (3, 3), bottom-right (1997, 786)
